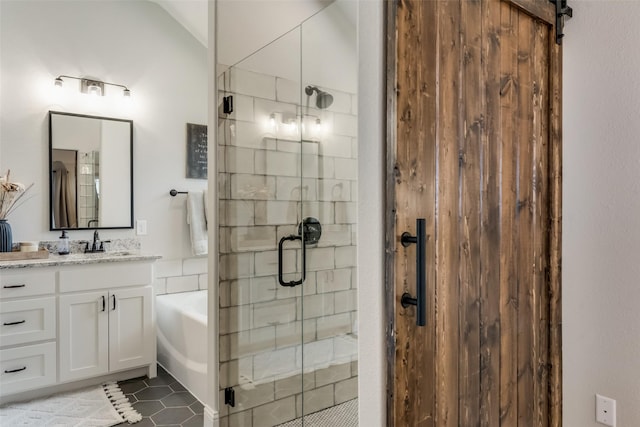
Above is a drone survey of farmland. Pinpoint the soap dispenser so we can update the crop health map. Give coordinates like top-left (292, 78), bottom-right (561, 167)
top-left (58, 230), bottom-right (69, 255)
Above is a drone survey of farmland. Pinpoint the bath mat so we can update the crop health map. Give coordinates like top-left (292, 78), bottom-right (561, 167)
top-left (0, 381), bottom-right (142, 426)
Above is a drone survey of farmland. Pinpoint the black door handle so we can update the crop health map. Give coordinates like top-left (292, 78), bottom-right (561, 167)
top-left (112, 294), bottom-right (116, 311)
top-left (400, 218), bottom-right (426, 326)
top-left (101, 295), bottom-right (106, 312)
top-left (278, 234), bottom-right (306, 287)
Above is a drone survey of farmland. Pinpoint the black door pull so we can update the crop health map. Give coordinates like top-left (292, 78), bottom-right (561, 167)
top-left (400, 218), bottom-right (426, 326)
top-left (278, 234), bottom-right (306, 287)
top-left (3, 320), bottom-right (26, 326)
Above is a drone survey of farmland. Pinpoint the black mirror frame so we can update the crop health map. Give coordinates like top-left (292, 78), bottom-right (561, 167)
top-left (48, 110), bottom-right (134, 231)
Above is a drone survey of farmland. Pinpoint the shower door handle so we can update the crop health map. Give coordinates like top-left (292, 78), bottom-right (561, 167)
top-left (400, 218), bottom-right (426, 326)
top-left (278, 234), bottom-right (306, 287)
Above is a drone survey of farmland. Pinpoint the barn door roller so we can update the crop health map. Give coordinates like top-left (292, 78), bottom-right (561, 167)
top-left (549, 0), bottom-right (573, 45)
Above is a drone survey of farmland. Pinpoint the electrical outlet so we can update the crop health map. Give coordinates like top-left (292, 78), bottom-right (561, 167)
top-left (136, 219), bottom-right (147, 236)
top-left (596, 394), bottom-right (616, 427)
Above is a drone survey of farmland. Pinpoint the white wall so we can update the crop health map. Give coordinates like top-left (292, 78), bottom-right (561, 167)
top-left (357, 1), bottom-right (385, 426)
top-left (100, 120), bottom-right (131, 226)
top-left (233, 1), bottom-right (357, 94)
top-left (563, 2), bottom-right (640, 426)
top-left (217, 0), bottom-right (331, 67)
top-left (0, 0), bottom-right (207, 260)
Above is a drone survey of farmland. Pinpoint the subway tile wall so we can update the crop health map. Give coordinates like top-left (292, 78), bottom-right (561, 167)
top-left (77, 151), bottom-right (99, 228)
top-left (218, 66), bottom-right (358, 426)
top-left (154, 257), bottom-right (208, 296)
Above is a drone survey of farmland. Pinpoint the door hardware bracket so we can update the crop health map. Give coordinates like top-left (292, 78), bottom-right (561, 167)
top-left (223, 96), bottom-right (233, 114)
top-left (224, 387), bottom-right (235, 407)
top-left (549, 0), bottom-right (573, 45)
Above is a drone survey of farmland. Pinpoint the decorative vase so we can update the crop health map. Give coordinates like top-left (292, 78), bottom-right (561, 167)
top-left (0, 219), bottom-right (12, 252)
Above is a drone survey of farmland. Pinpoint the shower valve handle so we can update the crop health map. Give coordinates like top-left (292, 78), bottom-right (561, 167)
top-left (278, 234), bottom-right (306, 287)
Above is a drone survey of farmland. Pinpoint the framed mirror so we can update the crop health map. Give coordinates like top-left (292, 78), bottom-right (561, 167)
top-left (49, 111), bottom-right (133, 230)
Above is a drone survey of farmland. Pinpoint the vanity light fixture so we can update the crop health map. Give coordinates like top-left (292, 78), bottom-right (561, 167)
top-left (286, 118), bottom-right (298, 133)
top-left (54, 75), bottom-right (131, 98)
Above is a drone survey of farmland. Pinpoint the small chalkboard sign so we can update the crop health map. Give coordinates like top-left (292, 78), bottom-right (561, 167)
top-left (186, 123), bottom-right (208, 179)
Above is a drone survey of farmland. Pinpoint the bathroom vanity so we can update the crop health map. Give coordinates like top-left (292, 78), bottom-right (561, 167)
top-left (0, 252), bottom-right (159, 403)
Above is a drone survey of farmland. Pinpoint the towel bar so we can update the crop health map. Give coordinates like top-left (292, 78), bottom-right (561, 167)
top-left (169, 189), bottom-right (188, 197)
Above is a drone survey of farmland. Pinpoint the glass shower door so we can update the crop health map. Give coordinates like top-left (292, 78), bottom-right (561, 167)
top-left (218, 27), bottom-right (307, 426)
top-left (299, 1), bottom-right (358, 422)
top-left (218, 2), bottom-right (357, 425)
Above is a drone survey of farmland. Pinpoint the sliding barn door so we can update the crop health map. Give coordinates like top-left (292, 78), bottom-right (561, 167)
top-left (386, 0), bottom-right (562, 426)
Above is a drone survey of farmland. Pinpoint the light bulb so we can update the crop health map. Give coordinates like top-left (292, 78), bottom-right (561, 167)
top-left (52, 77), bottom-right (64, 101)
top-left (269, 113), bottom-right (276, 128)
top-left (88, 84), bottom-right (100, 97)
top-left (122, 88), bottom-right (132, 107)
top-left (315, 118), bottom-right (322, 132)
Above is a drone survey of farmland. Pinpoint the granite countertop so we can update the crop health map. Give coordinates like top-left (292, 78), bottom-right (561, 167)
top-left (0, 252), bottom-right (161, 270)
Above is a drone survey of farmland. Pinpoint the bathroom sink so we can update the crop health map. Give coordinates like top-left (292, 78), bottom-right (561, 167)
top-left (62, 251), bottom-right (137, 260)
top-left (99, 251), bottom-right (138, 257)
top-left (106, 251), bottom-right (135, 256)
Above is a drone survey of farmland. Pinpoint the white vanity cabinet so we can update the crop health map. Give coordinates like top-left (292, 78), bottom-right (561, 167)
top-left (0, 269), bottom-right (58, 396)
top-left (0, 256), bottom-right (158, 402)
top-left (58, 262), bottom-right (154, 382)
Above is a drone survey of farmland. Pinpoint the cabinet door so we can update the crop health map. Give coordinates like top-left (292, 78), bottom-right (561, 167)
top-left (109, 286), bottom-right (153, 372)
top-left (59, 291), bottom-right (108, 382)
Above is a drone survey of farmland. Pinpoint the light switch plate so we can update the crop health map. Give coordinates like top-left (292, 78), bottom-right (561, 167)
top-left (136, 219), bottom-right (147, 236)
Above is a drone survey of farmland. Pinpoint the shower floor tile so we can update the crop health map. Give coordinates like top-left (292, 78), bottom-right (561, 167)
top-left (275, 398), bottom-right (358, 427)
top-left (113, 365), bottom-right (203, 427)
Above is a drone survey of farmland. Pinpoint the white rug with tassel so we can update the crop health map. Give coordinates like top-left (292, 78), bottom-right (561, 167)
top-left (0, 382), bottom-right (142, 426)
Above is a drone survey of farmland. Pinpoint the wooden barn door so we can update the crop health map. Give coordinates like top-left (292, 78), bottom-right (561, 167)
top-left (386, 0), bottom-right (563, 426)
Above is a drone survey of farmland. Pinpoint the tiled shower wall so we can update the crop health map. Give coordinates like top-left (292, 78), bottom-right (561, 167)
top-left (77, 151), bottom-right (99, 228)
top-left (153, 257), bottom-right (208, 295)
top-left (217, 67), bottom-right (358, 427)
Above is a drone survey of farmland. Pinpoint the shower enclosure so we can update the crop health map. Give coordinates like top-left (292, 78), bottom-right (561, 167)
top-left (217, 2), bottom-right (358, 425)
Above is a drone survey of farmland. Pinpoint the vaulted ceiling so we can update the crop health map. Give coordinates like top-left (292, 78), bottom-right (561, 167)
top-left (149, 0), bottom-right (334, 67)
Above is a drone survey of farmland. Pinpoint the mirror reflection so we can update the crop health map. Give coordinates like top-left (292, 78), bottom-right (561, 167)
top-left (49, 111), bottom-right (133, 230)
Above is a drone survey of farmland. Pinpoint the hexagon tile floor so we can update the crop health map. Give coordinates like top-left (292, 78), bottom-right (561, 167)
top-left (113, 365), bottom-right (203, 427)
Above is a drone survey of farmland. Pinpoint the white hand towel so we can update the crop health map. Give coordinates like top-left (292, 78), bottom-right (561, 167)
top-left (187, 191), bottom-right (207, 256)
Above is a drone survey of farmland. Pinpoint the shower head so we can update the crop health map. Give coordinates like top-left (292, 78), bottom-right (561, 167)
top-left (304, 85), bottom-right (334, 109)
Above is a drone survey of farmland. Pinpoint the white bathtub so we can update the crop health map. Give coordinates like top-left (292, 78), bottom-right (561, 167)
top-left (156, 290), bottom-right (208, 403)
top-left (157, 290), bottom-right (358, 401)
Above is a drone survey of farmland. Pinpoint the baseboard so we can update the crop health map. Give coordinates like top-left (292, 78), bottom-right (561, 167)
top-left (203, 405), bottom-right (218, 427)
